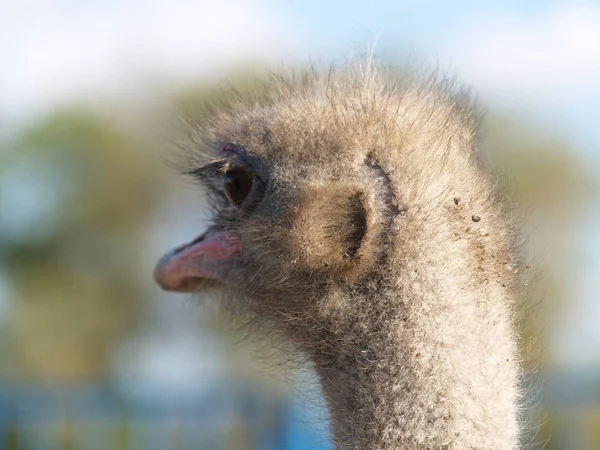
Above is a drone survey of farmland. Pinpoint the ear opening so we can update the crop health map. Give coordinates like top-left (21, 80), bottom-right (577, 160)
top-left (345, 192), bottom-right (367, 258)
top-left (291, 184), bottom-right (373, 281)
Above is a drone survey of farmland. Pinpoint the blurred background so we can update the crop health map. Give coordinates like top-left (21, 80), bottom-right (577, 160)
top-left (1, 0), bottom-right (599, 448)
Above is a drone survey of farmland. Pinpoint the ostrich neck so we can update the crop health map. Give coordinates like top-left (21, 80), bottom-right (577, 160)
top-left (312, 267), bottom-right (520, 450)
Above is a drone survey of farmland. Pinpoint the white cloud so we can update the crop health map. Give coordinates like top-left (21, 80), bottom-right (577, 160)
top-left (440, 2), bottom-right (600, 100)
top-left (0, 0), bottom-right (300, 117)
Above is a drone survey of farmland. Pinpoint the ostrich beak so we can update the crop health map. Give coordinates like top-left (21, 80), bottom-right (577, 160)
top-left (153, 230), bottom-right (241, 292)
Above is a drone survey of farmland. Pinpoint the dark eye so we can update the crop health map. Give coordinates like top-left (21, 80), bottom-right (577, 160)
top-left (223, 168), bottom-right (254, 206)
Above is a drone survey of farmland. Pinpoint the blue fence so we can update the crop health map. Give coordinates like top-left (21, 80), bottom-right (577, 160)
top-left (0, 381), bottom-right (331, 450)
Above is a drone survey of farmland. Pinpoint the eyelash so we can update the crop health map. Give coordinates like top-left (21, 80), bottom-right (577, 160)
top-left (185, 149), bottom-right (266, 208)
top-left (186, 160), bottom-right (227, 180)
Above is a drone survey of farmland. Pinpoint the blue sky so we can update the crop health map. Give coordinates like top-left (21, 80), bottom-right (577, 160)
top-left (1, 0), bottom-right (599, 368)
top-left (282, 0), bottom-right (561, 53)
top-left (2, 0), bottom-right (598, 152)
top-left (281, 0), bottom-right (600, 154)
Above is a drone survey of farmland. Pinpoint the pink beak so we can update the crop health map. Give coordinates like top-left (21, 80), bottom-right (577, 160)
top-left (153, 230), bottom-right (241, 292)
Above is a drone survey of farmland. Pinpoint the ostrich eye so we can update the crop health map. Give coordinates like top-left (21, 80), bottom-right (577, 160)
top-left (223, 168), bottom-right (254, 206)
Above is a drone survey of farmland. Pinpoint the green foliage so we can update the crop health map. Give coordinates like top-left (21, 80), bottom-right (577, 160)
top-left (0, 109), bottom-right (166, 380)
top-left (173, 71), bottom-right (268, 122)
top-left (482, 118), bottom-right (595, 208)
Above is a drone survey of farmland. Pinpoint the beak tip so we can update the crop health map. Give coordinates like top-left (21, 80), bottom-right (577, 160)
top-left (153, 230), bottom-right (240, 293)
top-left (153, 256), bottom-right (174, 291)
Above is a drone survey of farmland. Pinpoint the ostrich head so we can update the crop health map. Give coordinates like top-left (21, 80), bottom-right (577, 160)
top-left (153, 65), bottom-right (521, 449)
top-left (155, 67), bottom-right (508, 335)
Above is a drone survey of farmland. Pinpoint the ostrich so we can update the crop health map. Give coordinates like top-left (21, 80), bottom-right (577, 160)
top-left (154, 63), bottom-right (523, 450)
